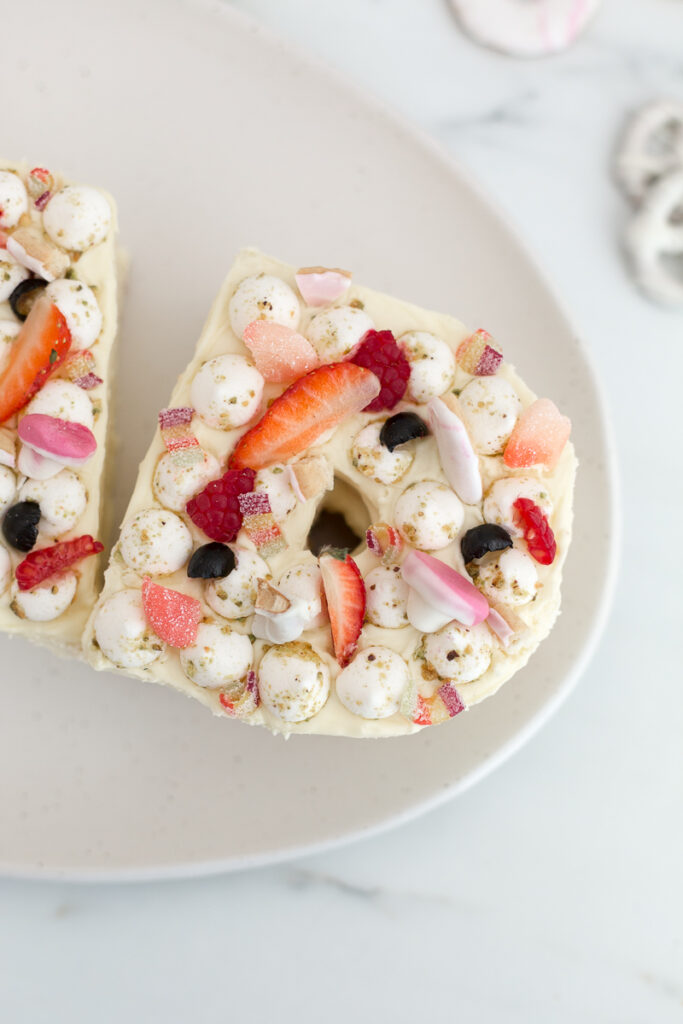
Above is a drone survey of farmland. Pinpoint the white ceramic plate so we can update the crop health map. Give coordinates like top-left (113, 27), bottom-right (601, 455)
top-left (0, 0), bottom-right (617, 880)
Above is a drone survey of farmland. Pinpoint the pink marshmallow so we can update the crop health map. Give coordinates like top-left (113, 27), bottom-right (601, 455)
top-left (428, 396), bottom-right (482, 505)
top-left (295, 266), bottom-right (352, 307)
top-left (486, 607), bottom-right (514, 646)
top-left (401, 550), bottom-right (489, 628)
top-left (18, 413), bottom-right (97, 468)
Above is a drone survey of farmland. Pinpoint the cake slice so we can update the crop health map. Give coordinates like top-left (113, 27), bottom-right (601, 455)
top-left (0, 161), bottom-right (118, 654)
top-left (85, 248), bottom-right (576, 738)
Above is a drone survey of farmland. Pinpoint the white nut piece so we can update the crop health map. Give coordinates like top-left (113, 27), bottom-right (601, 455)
top-left (0, 544), bottom-right (10, 593)
top-left (424, 621), bottom-right (492, 683)
top-left (11, 572), bottom-right (78, 622)
top-left (475, 547), bottom-right (538, 607)
top-left (483, 475), bottom-right (553, 537)
top-left (180, 621), bottom-right (253, 689)
top-left (306, 305), bottom-right (374, 362)
top-left (351, 421), bottom-right (413, 485)
top-left (190, 354), bottom-right (264, 430)
top-left (42, 186), bottom-right (112, 251)
top-left (254, 464), bottom-right (297, 520)
top-left (258, 641), bottom-right (330, 723)
top-left (277, 562), bottom-right (326, 629)
top-left (119, 508), bottom-right (193, 576)
top-left (46, 279), bottom-right (102, 349)
top-left (336, 646), bottom-right (409, 720)
top-left (26, 379), bottom-right (94, 429)
top-left (394, 480), bottom-right (464, 551)
top-left (229, 273), bottom-right (301, 339)
top-left (19, 469), bottom-right (87, 537)
top-left (204, 548), bottom-right (270, 619)
top-left (153, 450), bottom-right (220, 513)
top-left (400, 330), bottom-right (456, 404)
top-left (459, 377), bottom-right (521, 455)
top-left (0, 170), bottom-right (28, 228)
top-left (93, 588), bottom-right (165, 668)
top-left (365, 564), bottom-right (409, 628)
top-left (0, 250), bottom-right (29, 302)
top-left (0, 465), bottom-right (16, 516)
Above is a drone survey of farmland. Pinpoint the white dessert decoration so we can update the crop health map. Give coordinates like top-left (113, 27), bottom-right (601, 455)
top-left (424, 621), bottom-right (493, 683)
top-left (484, 475), bottom-right (553, 536)
top-left (0, 250), bottom-right (29, 302)
top-left (93, 589), bottom-right (165, 668)
top-left (26, 380), bottom-right (94, 429)
top-left (19, 470), bottom-right (87, 537)
top-left (459, 377), bottom-right (522, 455)
top-left (336, 646), bottom-right (409, 719)
top-left (204, 548), bottom-right (270, 619)
top-left (153, 449), bottom-right (220, 513)
top-left (306, 305), bottom-right (374, 362)
top-left (11, 572), bottom-right (78, 622)
top-left (228, 273), bottom-right (300, 339)
top-left (0, 465), bottom-right (16, 516)
top-left (190, 354), bottom-right (263, 429)
top-left (258, 641), bottom-right (330, 723)
top-left (365, 565), bottom-right (409, 628)
top-left (400, 330), bottom-right (455, 404)
top-left (394, 480), bottom-right (464, 550)
top-left (0, 170), bottom-right (28, 228)
top-left (351, 420), bottom-right (413, 484)
top-left (475, 547), bottom-right (539, 607)
top-left (180, 621), bottom-right (253, 689)
top-left (46, 278), bottom-right (103, 349)
top-left (254, 464), bottom-right (297, 520)
top-left (43, 186), bottom-right (112, 251)
top-left (119, 508), bottom-right (193, 576)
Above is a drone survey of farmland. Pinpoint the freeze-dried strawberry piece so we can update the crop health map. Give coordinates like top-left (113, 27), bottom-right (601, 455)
top-left (15, 535), bottom-right (103, 591)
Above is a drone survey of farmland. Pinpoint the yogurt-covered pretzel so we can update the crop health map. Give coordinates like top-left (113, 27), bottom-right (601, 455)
top-left (624, 169), bottom-right (683, 306)
top-left (449, 0), bottom-right (601, 58)
top-left (616, 100), bottom-right (683, 204)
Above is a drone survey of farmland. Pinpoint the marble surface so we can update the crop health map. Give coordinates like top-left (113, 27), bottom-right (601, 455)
top-left (1, 0), bottom-right (681, 1020)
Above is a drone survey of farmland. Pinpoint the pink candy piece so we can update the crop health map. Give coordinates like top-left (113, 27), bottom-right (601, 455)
top-left (504, 398), bottom-right (571, 470)
top-left (242, 321), bottom-right (319, 383)
top-left (427, 396), bottom-right (482, 505)
top-left (219, 670), bottom-right (260, 718)
top-left (456, 329), bottom-right (503, 376)
top-left (295, 266), bottom-right (352, 307)
top-left (486, 607), bottom-right (514, 647)
top-left (402, 550), bottom-right (489, 628)
top-left (238, 490), bottom-right (286, 557)
top-left (18, 413), bottom-right (96, 467)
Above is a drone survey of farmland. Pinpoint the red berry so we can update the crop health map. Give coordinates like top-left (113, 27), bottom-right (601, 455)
top-left (15, 535), bottom-right (103, 591)
top-left (512, 498), bottom-right (557, 566)
top-left (351, 330), bottom-right (410, 411)
top-left (186, 468), bottom-right (256, 542)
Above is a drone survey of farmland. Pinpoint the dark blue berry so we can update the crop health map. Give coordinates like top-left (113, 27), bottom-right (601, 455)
top-left (9, 279), bottom-right (47, 321)
top-left (379, 412), bottom-right (429, 452)
top-left (187, 542), bottom-right (235, 579)
top-left (460, 524), bottom-right (513, 564)
top-left (2, 501), bottom-right (41, 552)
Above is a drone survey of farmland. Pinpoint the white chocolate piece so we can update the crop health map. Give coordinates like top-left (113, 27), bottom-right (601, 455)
top-left (19, 469), bottom-right (87, 538)
top-left (400, 330), bottom-right (455, 404)
top-left (277, 563), bottom-right (326, 629)
top-left (0, 170), bottom-right (28, 228)
top-left (180, 621), bottom-right (253, 689)
top-left (93, 589), bottom-right (165, 668)
top-left (258, 641), bottom-right (330, 722)
top-left (229, 274), bottom-right (301, 339)
top-left (424, 621), bottom-right (493, 683)
top-left (394, 480), bottom-right (464, 551)
top-left (204, 548), bottom-right (270, 619)
top-left (484, 475), bottom-right (553, 536)
top-left (459, 377), bottom-right (521, 455)
top-left (11, 572), bottom-right (78, 622)
top-left (616, 99), bottom-right (683, 203)
top-left (254, 464), bottom-right (297, 520)
top-left (624, 169), bottom-right (683, 306)
top-left (0, 250), bottom-right (29, 302)
top-left (449, 0), bottom-right (601, 58)
top-left (306, 305), bottom-right (374, 362)
top-left (152, 450), bottom-right (220, 513)
top-left (17, 445), bottom-right (62, 480)
top-left (351, 420), bottom-right (413, 485)
top-left (252, 594), bottom-right (311, 644)
top-left (46, 278), bottom-right (102, 349)
top-left (26, 380), bottom-right (94, 429)
top-left (475, 547), bottom-right (539, 607)
top-left (190, 354), bottom-right (264, 429)
top-left (42, 186), bottom-right (112, 251)
top-left (0, 465), bottom-right (16, 516)
top-left (365, 564), bottom-right (409, 628)
top-left (428, 396), bottom-right (482, 504)
top-left (119, 508), bottom-right (193, 576)
top-left (0, 544), bottom-right (10, 594)
top-left (336, 646), bottom-right (409, 719)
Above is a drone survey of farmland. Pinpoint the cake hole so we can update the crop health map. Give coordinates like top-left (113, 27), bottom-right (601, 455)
top-left (307, 476), bottom-right (370, 557)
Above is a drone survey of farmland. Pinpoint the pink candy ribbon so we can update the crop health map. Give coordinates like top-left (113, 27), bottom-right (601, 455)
top-left (158, 407), bottom-right (203, 468)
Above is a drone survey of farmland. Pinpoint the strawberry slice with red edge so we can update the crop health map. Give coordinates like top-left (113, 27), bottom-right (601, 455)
top-left (0, 293), bottom-right (71, 425)
top-left (319, 548), bottom-right (366, 667)
top-left (15, 534), bottom-right (103, 591)
top-left (512, 498), bottom-right (557, 566)
top-left (141, 576), bottom-right (201, 648)
top-left (229, 362), bottom-right (380, 471)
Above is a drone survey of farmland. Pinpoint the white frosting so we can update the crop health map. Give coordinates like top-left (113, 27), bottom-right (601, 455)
top-left (394, 479), bottom-right (464, 550)
top-left (204, 548), bottom-right (270, 619)
top-left (93, 589), bottom-right (165, 668)
top-left (277, 563), bottom-right (326, 628)
top-left (475, 547), bottom-right (538, 607)
top-left (0, 250), bottom-right (29, 302)
top-left (424, 621), bottom-right (493, 682)
top-left (190, 354), bottom-right (264, 429)
top-left (46, 278), bottom-right (103, 349)
top-left (365, 564), bottom-right (409, 628)
top-left (42, 186), bottom-right (112, 252)
top-left (11, 571), bottom-right (78, 622)
top-left (119, 508), bottom-right (193, 576)
top-left (254, 464), bottom-right (297, 520)
top-left (258, 641), bottom-right (330, 722)
top-left (459, 376), bottom-right (521, 455)
top-left (152, 450), bottom-right (220, 513)
top-left (17, 445), bottom-right (62, 480)
top-left (180, 621), bottom-right (253, 689)
top-left (0, 465), bottom-right (16, 516)
top-left (0, 544), bottom-right (10, 593)
top-left (0, 170), bottom-right (28, 228)
top-left (252, 595), bottom-right (311, 644)
top-left (483, 475), bottom-right (553, 537)
top-left (400, 330), bottom-right (455, 404)
top-left (19, 469), bottom-right (87, 538)
top-left (351, 420), bottom-right (413, 484)
top-left (26, 379), bottom-right (94, 429)
top-left (306, 305), bottom-right (374, 362)
top-left (336, 646), bottom-right (409, 719)
top-left (405, 587), bottom-right (453, 634)
top-left (228, 273), bottom-right (301, 339)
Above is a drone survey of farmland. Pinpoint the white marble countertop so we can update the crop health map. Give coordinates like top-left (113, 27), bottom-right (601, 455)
top-left (1, 1), bottom-right (681, 1020)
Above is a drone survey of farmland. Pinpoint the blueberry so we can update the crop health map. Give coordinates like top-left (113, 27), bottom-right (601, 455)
top-left (9, 279), bottom-right (47, 321)
top-left (460, 523), bottom-right (513, 564)
top-left (379, 412), bottom-right (429, 452)
top-left (187, 542), bottom-right (235, 579)
top-left (2, 501), bottom-right (41, 552)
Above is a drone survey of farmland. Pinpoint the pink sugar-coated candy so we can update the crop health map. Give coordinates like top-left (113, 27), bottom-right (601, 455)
top-left (401, 550), bottom-right (489, 628)
top-left (295, 266), bottom-right (352, 307)
top-left (18, 413), bottom-right (96, 466)
top-left (242, 321), bottom-right (319, 383)
top-left (366, 522), bottom-right (403, 564)
top-left (219, 670), bottom-right (260, 718)
top-left (456, 329), bottom-right (503, 376)
top-left (503, 398), bottom-right (571, 470)
top-left (141, 577), bottom-right (201, 649)
top-left (486, 607), bottom-right (514, 647)
top-left (427, 396), bottom-right (482, 505)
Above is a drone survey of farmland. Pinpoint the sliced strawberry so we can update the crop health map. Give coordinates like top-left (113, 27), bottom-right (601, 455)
top-left (15, 535), bottom-right (103, 591)
top-left (229, 362), bottom-right (380, 471)
top-left (0, 293), bottom-right (71, 425)
top-left (319, 549), bottom-right (365, 667)
top-left (141, 577), bottom-right (201, 648)
top-left (513, 498), bottom-right (557, 565)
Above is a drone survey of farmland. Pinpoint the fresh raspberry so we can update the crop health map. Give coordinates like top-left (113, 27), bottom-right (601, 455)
top-left (512, 498), bottom-right (557, 565)
top-left (186, 468), bottom-right (256, 542)
top-left (351, 330), bottom-right (410, 412)
top-left (15, 535), bottom-right (103, 591)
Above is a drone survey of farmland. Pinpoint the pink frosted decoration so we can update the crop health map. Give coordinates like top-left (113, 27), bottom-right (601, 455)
top-left (504, 398), bottom-right (571, 469)
top-left (295, 266), bottom-right (352, 307)
top-left (242, 321), bottom-right (319, 383)
top-left (18, 413), bottom-right (96, 466)
top-left (401, 549), bottom-right (489, 628)
top-left (427, 396), bottom-right (482, 505)
top-left (486, 607), bottom-right (514, 647)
